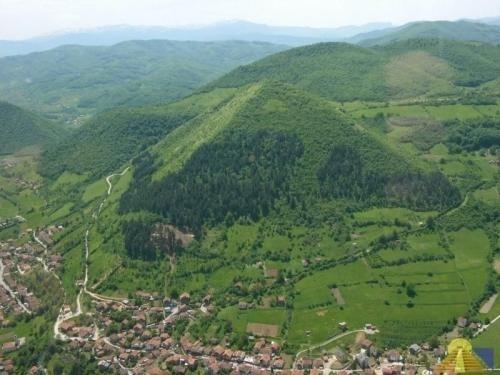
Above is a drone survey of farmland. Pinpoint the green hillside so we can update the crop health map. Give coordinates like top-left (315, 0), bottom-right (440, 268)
top-left (357, 21), bottom-right (500, 46)
top-left (120, 81), bottom-right (460, 235)
top-left (40, 88), bottom-right (238, 179)
top-left (0, 101), bottom-right (61, 154)
top-left (208, 39), bottom-right (500, 101)
top-left (0, 40), bottom-right (287, 124)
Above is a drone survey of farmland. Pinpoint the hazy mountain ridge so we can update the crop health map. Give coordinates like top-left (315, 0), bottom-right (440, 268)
top-left (0, 39), bottom-right (287, 123)
top-left (0, 21), bottom-right (392, 57)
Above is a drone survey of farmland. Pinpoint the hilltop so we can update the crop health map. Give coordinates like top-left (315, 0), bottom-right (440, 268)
top-left (0, 101), bottom-right (62, 154)
top-left (209, 39), bottom-right (500, 101)
top-left (0, 21), bottom-right (391, 57)
top-left (0, 40), bottom-right (287, 123)
top-left (353, 20), bottom-right (500, 46)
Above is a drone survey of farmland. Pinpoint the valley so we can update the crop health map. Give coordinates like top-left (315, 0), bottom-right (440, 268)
top-left (0, 18), bottom-right (498, 375)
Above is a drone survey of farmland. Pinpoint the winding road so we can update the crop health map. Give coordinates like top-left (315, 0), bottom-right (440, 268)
top-left (53, 167), bottom-right (130, 341)
top-left (293, 330), bottom-right (365, 367)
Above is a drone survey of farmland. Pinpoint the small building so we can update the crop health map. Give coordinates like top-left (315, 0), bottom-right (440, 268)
top-left (360, 339), bottom-right (373, 350)
top-left (387, 350), bottom-right (401, 363)
top-left (409, 343), bottom-right (421, 355)
top-left (179, 292), bottom-right (190, 304)
top-left (457, 316), bottom-right (468, 328)
top-left (1, 341), bottom-right (16, 353)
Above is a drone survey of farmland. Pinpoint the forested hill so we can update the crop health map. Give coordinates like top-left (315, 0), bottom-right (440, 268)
top-left (0, 101), bottom-right (62, 154)
top-left (120, 82), bottom-right (460, 240)
top-left (0, 40), bottom-right (287, 124)
top-left (352, 21), bottom-right (500, 46)
top-left (40, 88), bottom-right (238, 179)
top-left (207, 39), bottom-right (500, 102)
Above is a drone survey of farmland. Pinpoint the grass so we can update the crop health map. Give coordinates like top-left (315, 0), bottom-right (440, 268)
top-left (473, 187), bottom-right (499, 206)
top-left (473, 319), bottom-right (500, 368)
top-left (218, 306), bottom-right (287, 336)
top-left (354, 207), bottom-right (437, 224)
top-left (449, 228), bottom-right (491, 300)
top-left (289, 253), bottom-right (483, 347)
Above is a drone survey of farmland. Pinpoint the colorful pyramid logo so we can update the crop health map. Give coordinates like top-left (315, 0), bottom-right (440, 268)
top-left (434, 338), bottom-right (487, 374)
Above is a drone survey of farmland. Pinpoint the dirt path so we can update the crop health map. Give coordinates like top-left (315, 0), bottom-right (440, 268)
top-left (106, 167), bottom-right (130, 195)
top-left (54, 167), bottom-right (130, 341)
top-left (480, 293), bottom-right (498, 314)
top-left (33, 231), bottom-right (49, 272)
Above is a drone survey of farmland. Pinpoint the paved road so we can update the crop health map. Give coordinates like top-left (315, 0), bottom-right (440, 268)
top-left (294, 330), bottom-right (364, 366)
top-left (0, 259), bottom-right (32, 314)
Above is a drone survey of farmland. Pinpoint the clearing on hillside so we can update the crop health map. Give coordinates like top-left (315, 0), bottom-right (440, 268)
top-left (246, 323), bottom-right (280, 337)
top-left (331, 287), bottom-right (346, 305)
top-left (480, 294), bottom-right (498, 314)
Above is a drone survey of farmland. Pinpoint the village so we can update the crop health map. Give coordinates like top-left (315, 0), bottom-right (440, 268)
top-left (0, 222), bottom-right (493, 374)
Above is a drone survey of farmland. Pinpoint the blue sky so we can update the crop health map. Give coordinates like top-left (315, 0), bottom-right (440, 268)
top-left (1, 0), bottom-right (499, 39)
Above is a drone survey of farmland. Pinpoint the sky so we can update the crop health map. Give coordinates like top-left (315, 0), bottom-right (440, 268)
top-left (1, 0), bottom-right (500, 40)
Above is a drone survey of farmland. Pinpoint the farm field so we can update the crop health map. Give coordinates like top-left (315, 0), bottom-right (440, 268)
top-left (218, 306), bottom-right (287, 337)
top-left (473, 320), bottom-right (500, 368)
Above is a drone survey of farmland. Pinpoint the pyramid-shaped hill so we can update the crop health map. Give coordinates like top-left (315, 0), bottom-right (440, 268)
top-left (120, 82), bottom-right (461, 234)
top-left (207, 39), bottom-right (500, 101)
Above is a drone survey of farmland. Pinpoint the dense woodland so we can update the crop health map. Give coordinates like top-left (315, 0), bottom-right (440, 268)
top-left (40, 105), bottom-right (197, 178)
top-left (121, 130), bottom-right (304, 233)
top-left (209, 38), bottom-right (500, 101)
top-left (0, 40), bottom-right (285, 122)
top-left (0, 101), bottom-right (62, 154)
top-left (318, 145), bottom-right (462, 210)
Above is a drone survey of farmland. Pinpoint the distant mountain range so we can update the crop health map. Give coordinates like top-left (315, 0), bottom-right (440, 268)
top-left (0, 40), bottom-right (286, 123)
top-left (0, 21), bottom-right (392, 57)
top-left (350, 20), bottom-right (500, 46)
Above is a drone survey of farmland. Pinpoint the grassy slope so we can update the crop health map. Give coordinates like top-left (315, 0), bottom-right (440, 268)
top-left (0, 40), bottom-right (287, 123)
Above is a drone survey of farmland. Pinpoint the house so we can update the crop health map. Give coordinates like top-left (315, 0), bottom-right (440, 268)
top-left (265, 268), bottom-right (279, 278)
top-left (259, 354), bottom-right (271, 367)
top-left (409, 343), bottom-right (421, 355)
top-left (433, 346), bottom-right (446, 358)
top-left (276, 295), bottom-right (286, 307)
top-left (313, 358), bottom-right (324, 369)
top-left (457, 316), bottom-right (468, 328)
top-left (59, 321), bottom-right (75, 333)
top-left (179, 292), bottom-right (190, 304)
top-left (272, 357), bottom-right (285, 369)
top-left (360, 339), bottom-right (373, 350)
top-left (356, 352), bottom-right (370, 369)
top-left (213, 345), bottom-right (225, 358)
top-left (173, 365), bottom-right (186, 374)
top-left (387, 350), bottom-right (401, 363)
top-left (238, 301), bottom-right (248, 310)
top-left (1, 341), bottom-right (16, 353)
top-left (203, 295), bottom-right (212, 305)
top-left (300, 358), bottom-right (313, 370)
